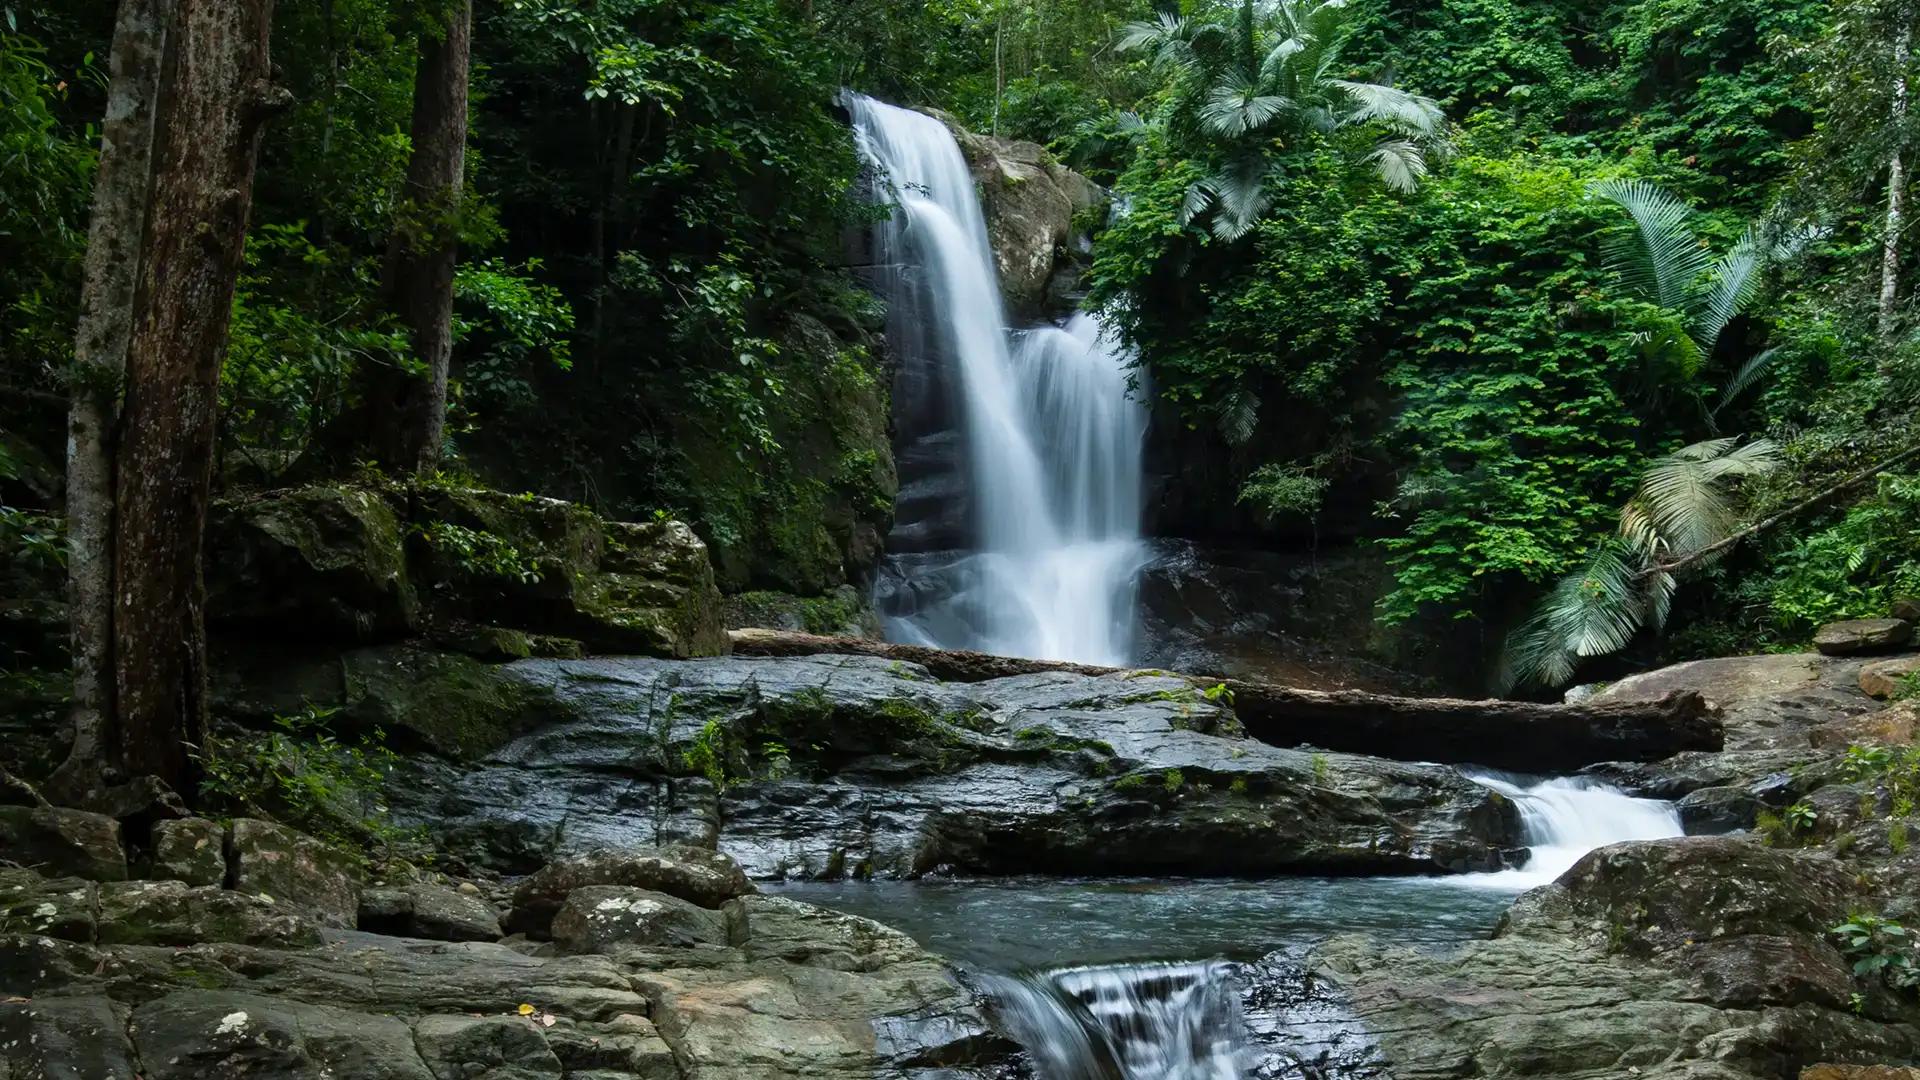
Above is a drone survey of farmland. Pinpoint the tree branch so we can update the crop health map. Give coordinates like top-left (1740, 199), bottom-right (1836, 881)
top-left (1638, 440), bottom-right (1920, 579)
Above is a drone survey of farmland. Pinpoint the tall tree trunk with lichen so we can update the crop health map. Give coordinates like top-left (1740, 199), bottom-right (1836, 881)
top-left (367, 0), bottom-right (472, 473)
top-left (1882, 4), bottom-right (1913, 348)
top-left (54, 0), bottom-right (172, 799)
top-left (110, 0), bottom-right (285, 793)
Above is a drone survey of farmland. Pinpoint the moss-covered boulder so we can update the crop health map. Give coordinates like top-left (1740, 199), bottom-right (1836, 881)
top-left (208, 485), bottom-right (416, 641)
top-left (937, 114), bottom-right (1105, 315)
top-left (411, 487), bottom-right (727, 657)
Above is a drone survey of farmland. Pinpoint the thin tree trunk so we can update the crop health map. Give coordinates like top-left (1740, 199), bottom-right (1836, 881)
top-left (370, 0), bottom-right (472, 472)
top-left (1638, 440), bottom-right (1920, 579)
top-left (55, 0), bottom-right (172, 798)
top-left (1883, 4), bottom-right (1913, 347)
top-left (992, 1), bottom-right (1005, 137)
top-left (113, 0), bottom-right (285, 793)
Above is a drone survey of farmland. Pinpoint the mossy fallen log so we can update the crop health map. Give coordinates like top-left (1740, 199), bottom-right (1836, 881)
top-left (727, 628), bottom-right (1720, 770)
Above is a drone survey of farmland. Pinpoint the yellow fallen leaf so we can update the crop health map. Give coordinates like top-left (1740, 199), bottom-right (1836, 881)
top-left (517, 1003), bottom-right (535, 1016)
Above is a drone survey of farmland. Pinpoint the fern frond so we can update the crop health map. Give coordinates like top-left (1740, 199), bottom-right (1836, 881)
top-left (1695, 225), bottom-right (1763, 353)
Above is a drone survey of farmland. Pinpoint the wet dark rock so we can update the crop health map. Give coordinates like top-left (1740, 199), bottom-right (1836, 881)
top-left (229, 818), bottom-right (363, 928)
top-left (149, 817), bottom-right (226, 886)
top-left (384, 654), bottom-right (1521, 879)
top-left (0, 995), bottom-right (139, 1079)
top-left (130, 990), bottom-right (433, 1080)
top-left (1678, 785), bottom-right (1763, 832)
top-left (357, 881), bottom-right (501, 942)
top-left (508, 846), bottom-right (754, 936)
top-left (1816, 619), bottom-right (1914, 657)
top-left (0, 804), bottom-right (126, 881)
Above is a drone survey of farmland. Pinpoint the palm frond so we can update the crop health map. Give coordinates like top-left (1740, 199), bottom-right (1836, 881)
top-left (1592, 179), bottom-right (1712, 313)
top-left (1199, 79), bottom-right (1294, 137)
top-left (1205, 155), bottom-right (1275, 241)
top-left (1694, 226), bottom-right (1763, 353)
top-left (1178, 179), bottom-right (1216, 226)
top-left (1217, 386), bottom-right (1260, 444)
top-left (1365, 139), bottom-right (1427, 193)
top-left (1623, 437), bottom-right (1780, 558)
top-left (1331, 79), bottom-right (1445, 136)
top-left (1711, 346), bottom-right (1780, 417)
top-left (1498, 542), bottom-right (1645, 690)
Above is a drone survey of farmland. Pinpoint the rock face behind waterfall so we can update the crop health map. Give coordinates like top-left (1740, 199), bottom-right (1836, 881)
top-left (926, 110), bottom-right (1105, 317)
top-left (229, 650), bottom-right (1522, 877)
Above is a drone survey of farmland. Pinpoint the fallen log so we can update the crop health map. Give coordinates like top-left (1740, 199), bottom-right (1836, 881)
top-left (727, 628), bottom-right (1720, 771)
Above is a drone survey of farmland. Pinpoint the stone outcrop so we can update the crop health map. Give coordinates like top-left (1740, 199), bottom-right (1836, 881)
top-left (937, 115), bottom-right (1104, 316)
top-left (371, 652), bottom-right (1521, 877)
top-left (1316, 837), bottom-right (1920, 1080)
top-left (1816, 619), bottom-right (1914, 656)
top-left (206, 482), bottom-right (728, 659)
top-left (0, 848), bottom-right (1014, 1080)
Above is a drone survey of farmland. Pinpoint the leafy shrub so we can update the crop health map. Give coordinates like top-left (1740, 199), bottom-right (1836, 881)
top-left (197, 705), bottom-right (422, 859)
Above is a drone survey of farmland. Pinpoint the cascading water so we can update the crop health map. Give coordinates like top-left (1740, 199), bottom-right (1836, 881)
top-left (846, 94), bottom-right (1149, 666)
top-left (1463, 773), bottom-right (1684, 887)
top-left (987, 961), bottom-right (1252, 1080)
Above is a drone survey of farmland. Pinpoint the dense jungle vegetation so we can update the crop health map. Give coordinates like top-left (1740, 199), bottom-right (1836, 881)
top-left (2, 0), bottom-right (1918, 712)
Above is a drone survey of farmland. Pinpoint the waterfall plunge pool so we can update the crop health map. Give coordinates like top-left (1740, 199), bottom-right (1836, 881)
top-left (769, 873), bottom-right (1520, 971)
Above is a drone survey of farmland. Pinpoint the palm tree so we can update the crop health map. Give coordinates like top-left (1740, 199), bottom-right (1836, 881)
top-left (1118, 0), bottom-right (1448, 240)
top-left (1499, 437), bottom-right (1783, 691)
top-left (1496, 180), bottom-right (1811, 691)
top-left (1592, 179), bottom-right (1817, 424)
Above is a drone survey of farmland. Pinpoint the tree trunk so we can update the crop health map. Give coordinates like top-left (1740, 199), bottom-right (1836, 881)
top-left (54, 0), bottom-right (173, 798)
top-left (1883, 4), bottom-right (1913, 347)
top-left (725, 629), bottom-right (1720, 770)
top-left (369, 0), bottom-right (472, 472)
top-left (113, 0), bottom-right (284, 793)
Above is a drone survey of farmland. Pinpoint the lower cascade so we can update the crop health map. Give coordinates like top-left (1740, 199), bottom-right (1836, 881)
top-left (987, 961), bottom-right (1252, 1080)
top-left (846, 93), bottom-right (1149, 666)
top-left (1465, 773), bottom-right (1685, 886)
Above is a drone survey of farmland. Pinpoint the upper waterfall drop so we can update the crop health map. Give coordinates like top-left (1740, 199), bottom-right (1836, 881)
top-left (847, 93), bottom-right (1150, 666)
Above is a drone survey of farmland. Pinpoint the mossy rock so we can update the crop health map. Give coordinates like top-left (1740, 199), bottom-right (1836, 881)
top-left (723, 586), bottom-right (882, 638)
top-left (409, 487), bottom-right (727, 658)
top-left (207, 485), bottom-right (416, 641)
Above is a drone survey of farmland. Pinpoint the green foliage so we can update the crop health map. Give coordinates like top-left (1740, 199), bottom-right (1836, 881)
top-left (1842, 743), bottom-right (1920, 818)
top-left (1161, 767), bottom-right (1185, 793)
top-left (681, 717), bottom-right (734, 788)
top-left (1832, 915), bottom-right (1920, 993)
top-left (1747, 474), bottom-right (1920, 639)
top-left (1310, 753), bottom-right (1331, 785)
top-left (196, 705), bottom-right (425, 859)
top-left (412, 521), bottom-right (542, 583)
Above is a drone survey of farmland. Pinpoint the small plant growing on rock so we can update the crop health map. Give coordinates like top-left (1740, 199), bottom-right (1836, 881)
top-left (197, 704), bottom-right (423, 859)
top-left (1784, 801), bottom-right (1819, 834)
top-left (1162, 768), bottom-right (1185, 794)
top-left (1311, 753), bottom-right (1331, 785)
top-left (1832, 915), bottom-right (1920, 993)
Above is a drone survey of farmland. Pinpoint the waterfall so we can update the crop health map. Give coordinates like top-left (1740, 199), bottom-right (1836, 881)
top-left (987, 961), bottom-right (1252, 1079)
top-left (1464, 773), bottom-right (1684, 888)
top-left (846, 94), bottom-right (1149, 666)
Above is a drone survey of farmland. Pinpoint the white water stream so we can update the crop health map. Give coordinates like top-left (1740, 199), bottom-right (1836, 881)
top-left (1461, 773), bottom-right (1685, 888)
top-left (847, 94), bottom-right (1149, 666)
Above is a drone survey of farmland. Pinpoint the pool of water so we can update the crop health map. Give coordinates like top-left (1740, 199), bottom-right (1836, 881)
top-left (770, 875), bottom-right (1522, 971)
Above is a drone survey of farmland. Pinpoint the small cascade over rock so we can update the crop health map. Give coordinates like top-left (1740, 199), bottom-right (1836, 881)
top-left (988, 961), bottom-right (1252, 1079)
top-left (1464, 773), bottom-right (1684, 887)
top-left (846, 93), bottom-right (1149, 666)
